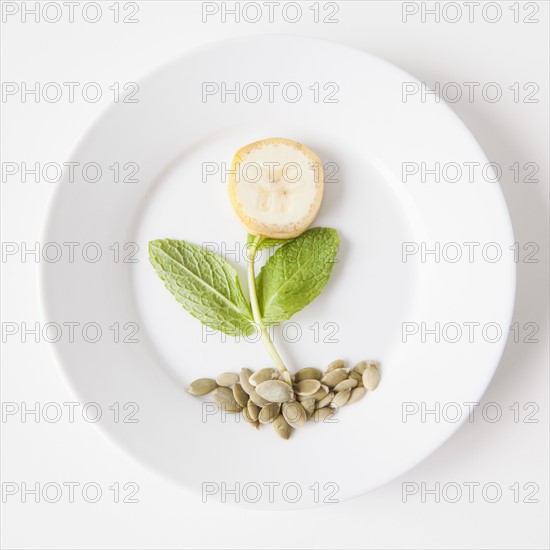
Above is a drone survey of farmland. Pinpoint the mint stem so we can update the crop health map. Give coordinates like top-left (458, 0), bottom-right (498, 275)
top-left (247, 235), bottom-right (292, 385)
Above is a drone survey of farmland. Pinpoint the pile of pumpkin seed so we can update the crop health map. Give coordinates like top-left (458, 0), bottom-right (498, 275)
top-left (187, 359), bottom-right (380, 440)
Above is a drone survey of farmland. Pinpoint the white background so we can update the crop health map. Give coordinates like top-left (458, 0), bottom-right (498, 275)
top-left (1, 1), bottom-right (548, 549)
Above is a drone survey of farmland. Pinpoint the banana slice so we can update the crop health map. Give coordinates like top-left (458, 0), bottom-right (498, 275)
top-left (228, 137), bottom-right (324, 239)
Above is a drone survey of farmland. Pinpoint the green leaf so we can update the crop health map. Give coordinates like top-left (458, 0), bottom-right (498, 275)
top-left (256, 228), bottom-right (339, 325)
top-left (149, 239), bottom-right (255, 336)
top-left (246, 233), bottom-right (290, 251)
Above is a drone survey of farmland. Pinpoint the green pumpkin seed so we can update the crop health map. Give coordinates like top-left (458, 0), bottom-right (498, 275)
top-left (273, 414), bottom-right (292, 440)
top-left (348, 371), bottom-right (364, 386)
top-left (187, 378), bottom-right (217, 396)
top-left (193, 360), bottom-right (378, 436)
top-left (330, 389), bottom-right (351, 409)
top-left (215, 372), bottom-right (239, 387)
top-left (213, 386), bottom-right (235, 404)
top-left (242, 406), bottom-right (259, 429)
top-left (300, 398), bottom-right (315, 418)
top-left (247, 400), bottom-right (260, 422)
top-left (326, 359), bottom-right (345, 372)
top-left (297, 393), bottom-right (311, 402)
top-left (256, 380), bottom-right (293, 403)
top-left (239, 368), bottom-right (255, 395)
top-left (294, 367), bottom-right (322, 383)
top-left (282, 401), bottom-right (307, 428)
top-left (248, 389), bottom-right (269, 408)
top-left (232, 383), bottom-right (249, 408)
top-left (259, 403), bottom-right (281, 424)
top-left (362, 364), bottom-right (380, 391)
top-left (316, 392), bottom-right (334, 409)
top-left (308, 384), bottom-right (329, 401)
top-left (333, 378), bottom-right (358, 392)
top-left (213, 387), bottom-right (242, 413)
top-left (353, 360), bottom-right (376, 375)
top-left (294, 379), bottom-right (321, 396)
top-left (348, 387), bottom-right (366, 404)
top-left (249, 368), bottom-right (277, 386)
top-left (321, 368), bottom-right (348, 389)
top-left (312, 407), bottom-right (336, 423)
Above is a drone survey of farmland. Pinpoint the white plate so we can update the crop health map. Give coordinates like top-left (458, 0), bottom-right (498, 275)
top-left (40, 35), bottom-right (515, 508)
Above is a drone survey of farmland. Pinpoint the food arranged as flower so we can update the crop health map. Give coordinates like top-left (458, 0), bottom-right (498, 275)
top-left (149, 138), bottom-right (381, 439)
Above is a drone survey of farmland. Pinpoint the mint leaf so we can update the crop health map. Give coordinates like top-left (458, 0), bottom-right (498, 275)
top-left (256, 228), bottom-right (339, 325)
top-left (149, 239), bottom-right (255, 336)
top-left (246, 233), bottom-right (290, 251)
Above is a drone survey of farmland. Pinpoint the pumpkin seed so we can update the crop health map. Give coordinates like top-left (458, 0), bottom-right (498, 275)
top-left (362, 364), bottom-right (380, 391)
top-left (216, 372), bottom-right (239, 387)
top-left (213, 386), bottom-right (236, 404)
top-left (248, 389), bottom-right (269, 408)
top-left (316, 392), bottom-right (334, 409)
top-left (354, 360), bottom-right (376, 375)
top-left (273, 414), bottom-right (292, 440)
top-left (297, 393), bottom-right (313, 402)
top-left (348, 386), bottom-right (366, 404)
top-left (192, 361), bottom-right (379, 437)
top-left (239, 368), bottom-right (255, 395)
top-left (333, 378), bottom-right (358, 392)
top-left (327, 359), bottom-right (345, 372)
top-left (282, 401), bottom-right (307, 428)
top-left (232, 383), bottom-right (249, 408)
top-left (294, 379), bottom-right (321, 396)
top-left (187, 378), bottom-right (217, 396)
top-left (308, 384), bottom-right (329, 401)
top-left (213, 387), bottom-right (242, 413)
top-left (247, 400), bottom-right (260, 422)
top-left (330, 389), bottom-right (351, 409)
top-left (348, 371), bottom-right (364, 386)
top-left (259, 403), bottom-right (281, 424)
top-left (242, 406), bottom-right (259, 429)
top-left (312, 407), bottom-right (336, 423)
top-left (249, 368), bottom-right (277, 386)
top-left (256, 380), bottom-right (293, 403)
top-left (224, 403), bottom-right (243, 413)
top-left (300, 398), bottom-right (315, 418)
top-left (321, 368), bottom-right (348, 389)
top-left (294, 367), bottom-right (322, 383)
